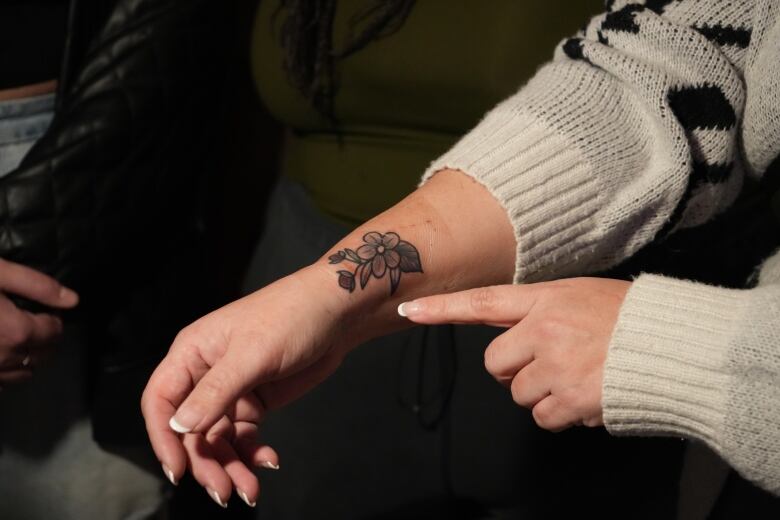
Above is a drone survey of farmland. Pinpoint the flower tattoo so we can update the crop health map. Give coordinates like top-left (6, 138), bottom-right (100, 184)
top-left (329, 232), bottom-right (423, 295)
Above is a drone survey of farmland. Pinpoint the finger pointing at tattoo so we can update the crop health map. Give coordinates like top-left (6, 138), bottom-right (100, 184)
top-left (397, 285), bottom-right (539, 327)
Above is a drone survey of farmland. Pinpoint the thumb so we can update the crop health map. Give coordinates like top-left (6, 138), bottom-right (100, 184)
top-left (169, 350), bottom-right (256, 434)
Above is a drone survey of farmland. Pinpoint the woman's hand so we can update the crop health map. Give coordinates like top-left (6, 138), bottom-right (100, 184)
top-left (141, 169), bottom-right (518, 506)
top-left (141, 265), bottom-right (368, 507)
top-left (0, 259), bottom-right (79, 386)
top-left (399, 278), bottom-right (630, 431)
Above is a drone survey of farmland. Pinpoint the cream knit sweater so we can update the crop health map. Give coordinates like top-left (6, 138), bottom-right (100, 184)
top-left (422, 0), bottom-right (780, 494)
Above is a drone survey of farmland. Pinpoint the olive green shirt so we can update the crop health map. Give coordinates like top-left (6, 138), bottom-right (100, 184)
top-left (251, 0), bottom-right (602, 226)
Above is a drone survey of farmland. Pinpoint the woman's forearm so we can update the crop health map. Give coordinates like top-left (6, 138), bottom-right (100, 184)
top-left (298, 168), bottom-right (516, 345)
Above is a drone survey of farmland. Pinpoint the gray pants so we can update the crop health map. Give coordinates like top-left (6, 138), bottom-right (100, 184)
top-left (0, 324), bottom-right (167, 520)
top-left (243, 179), bottom-right (684, 519)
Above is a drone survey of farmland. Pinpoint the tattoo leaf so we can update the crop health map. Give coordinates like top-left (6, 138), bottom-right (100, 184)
top-left (358, 262), bottom-right (371, 289)
top-left (389, 267), bottom-right (401, 295)
top-left (396, 240), bottom-right (423, 273)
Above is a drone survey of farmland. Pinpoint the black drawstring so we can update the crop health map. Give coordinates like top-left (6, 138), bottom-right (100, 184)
top-left (396, 324), bottom-right (457, 431)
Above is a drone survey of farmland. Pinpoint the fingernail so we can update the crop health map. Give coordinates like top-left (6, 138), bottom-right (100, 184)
top-left (397, 301), bottom-right (422, 317)
top-left (261, 460), bottom-right (280, 470)
top-left (237, 489), bottom-right (256, 507)
top-left (169, 416), bottom-right (192, 434)
top-left (206, 487), bottom-right (227, 508)
top-left (161, 464), bottom-right (177, 486)
top-left (59, 286), bottom-right (78, 304)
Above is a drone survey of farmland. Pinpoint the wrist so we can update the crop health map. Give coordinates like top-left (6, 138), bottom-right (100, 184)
top-left (293, 263), bottom-right (402, 350)
top-left (294, 168), bottom-right (517, 349)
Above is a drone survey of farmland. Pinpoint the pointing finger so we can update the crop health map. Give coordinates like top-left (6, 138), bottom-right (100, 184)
top-left (398, 285), bottom-right (539, 326)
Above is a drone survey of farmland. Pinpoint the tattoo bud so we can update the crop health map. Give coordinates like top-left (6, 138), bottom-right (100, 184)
top-left (337, 270), bottom-right (356, 293)
top-left (329, 251), bottom-right (347, 264)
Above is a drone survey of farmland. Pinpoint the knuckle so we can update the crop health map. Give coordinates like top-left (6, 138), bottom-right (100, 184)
top-left (469, 287), bottom-right (498, 313)
top-left (36, 316), bottom-right (62, 340)
top-left (582, 417), bottom-right (598, 428)
top-left (557, 387), bottom-right (580, 411)
top-left (198, 375), bottom-right (228, 403)
top-left (174, 326), bottom-right (195, 345)
top-left (534, 316), bottom-right (565, 342)
top-left (582, 414), bottom-right (603, 428)
top-left (510, 376), bottom-right (530, 407)
top-left (483, 337), bottom-right (503, 375)
top-left (204, 426), bottom-right (225, 444)
top-left (429, 296), bottom-right (448, 317)
top-left (139, 393), bottom-right (155, 417)
top-left (532, 403), bottom-right (554, 429)
top-left (5, 323), bottom-right (31, 346)
top-left (173, 326), bottom-right (201, 355)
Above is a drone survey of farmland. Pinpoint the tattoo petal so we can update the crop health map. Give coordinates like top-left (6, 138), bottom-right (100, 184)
top-left (363, 232), bottom-right (383, 245)
top-left (384, 249), bottom-right (401, 269)
top-left (357, 244), bottom-right (377, 260)
top-left (372, 254), bottom-right (387, 278)
top-left (382, 232), bottom-right (400, 249)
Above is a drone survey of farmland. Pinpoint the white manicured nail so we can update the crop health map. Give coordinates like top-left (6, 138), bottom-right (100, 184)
top-left (398, 301), bottom-right (422, 317)
top-left (261, 460), bottom-right (280, 470)
top-left (237, 489), bottom-right (256, 507)
top-left (162, 464), bottom-right (177, 485)
top-left (169, 416), bottom-right (192, 434)
top-left (206, 487), bottom-right (227, 508)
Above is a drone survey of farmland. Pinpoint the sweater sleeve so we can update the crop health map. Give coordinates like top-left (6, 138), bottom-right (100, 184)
top-left (420, 0), bottom-right (780, 283)
top-left (602, 249), bottom-right (780, 495)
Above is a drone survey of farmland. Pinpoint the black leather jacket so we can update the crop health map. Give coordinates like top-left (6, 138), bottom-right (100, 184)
top-left (0, 0), bottom-right (231, 446)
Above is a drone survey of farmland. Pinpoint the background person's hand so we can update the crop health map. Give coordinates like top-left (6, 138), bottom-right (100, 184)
top-left (0, 258), bottom-right (79, 386)
top-left (141, 265), bottom-right (365, 507)
top-left (398, 278), bottom-right (630, 431)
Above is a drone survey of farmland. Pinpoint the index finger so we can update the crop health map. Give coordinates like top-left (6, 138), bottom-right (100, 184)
top-left (0, 259), bottom-right (79, 308)
top-left (141, 355), bottom-right (198, 484)
top-left (397, 284), bottom-right (539, 326)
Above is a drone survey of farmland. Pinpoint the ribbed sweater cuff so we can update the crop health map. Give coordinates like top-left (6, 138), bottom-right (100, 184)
top-left (603, 275), bottom-right (748, 451)
top-left (420, 108), bottom-right (600, 283)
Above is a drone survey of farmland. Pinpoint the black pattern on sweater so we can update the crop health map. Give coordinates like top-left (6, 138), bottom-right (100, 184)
top-left (667, 84), bottom-right (737, 131)
top-left (695, 24), bottom-right (752, 48)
